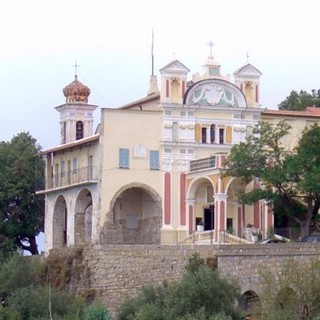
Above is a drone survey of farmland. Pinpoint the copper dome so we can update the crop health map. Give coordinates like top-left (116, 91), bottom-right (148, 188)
top-left (63, 75), bottom-right (91, 103)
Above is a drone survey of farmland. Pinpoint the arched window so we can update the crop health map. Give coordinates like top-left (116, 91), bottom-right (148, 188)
top-left (76, 121), bottom-right (84, 140)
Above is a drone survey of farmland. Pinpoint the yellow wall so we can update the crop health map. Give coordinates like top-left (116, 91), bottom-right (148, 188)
top-left (99, 108), bottom-right (163, 227)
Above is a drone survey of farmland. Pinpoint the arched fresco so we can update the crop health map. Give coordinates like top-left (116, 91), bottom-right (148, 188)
top-left (74, 188), bottom-right (93, 245)
top-left (52, 195), bottom-right (67, 248)
top-left (184, 78), bottom-right (247, 108)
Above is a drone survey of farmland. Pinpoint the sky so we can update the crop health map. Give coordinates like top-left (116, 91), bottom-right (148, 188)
top-left (1, 0), bottom-right (320, 151)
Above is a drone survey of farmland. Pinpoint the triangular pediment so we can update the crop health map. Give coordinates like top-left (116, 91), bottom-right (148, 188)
top-left (160, 59), bottom-right (190, 74)
top-left (233, 63), bottom-right (262, 77)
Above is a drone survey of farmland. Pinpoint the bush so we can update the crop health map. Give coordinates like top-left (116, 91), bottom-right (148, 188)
top-left (7, 285), bottom-right (83, 320)
top-left (117, 253), bottom-right (241, 320)
top-left (84, 304), bottom-right (112, 320)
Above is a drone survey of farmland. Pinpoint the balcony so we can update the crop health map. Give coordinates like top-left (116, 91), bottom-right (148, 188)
top-left (46, 166), bottom-right (98, 190)
top-left (190, 156), bottom-right (216, 172)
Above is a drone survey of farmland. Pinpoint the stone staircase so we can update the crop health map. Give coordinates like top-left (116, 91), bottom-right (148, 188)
top-left (180, 230), bottom-right (252, 245)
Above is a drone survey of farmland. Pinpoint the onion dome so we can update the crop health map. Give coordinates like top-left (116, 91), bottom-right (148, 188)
top-left (63, 75), bottom-right (91, 103)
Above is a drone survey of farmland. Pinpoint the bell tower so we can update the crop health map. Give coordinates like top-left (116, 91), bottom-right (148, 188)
top-left (233, 60), bottom-right (262, 108)
top-left (55, 68), bottom-right (97, 144)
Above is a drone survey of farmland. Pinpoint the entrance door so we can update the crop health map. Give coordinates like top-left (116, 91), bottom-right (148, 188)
top-left (204, 208), bottom-right (214, 231)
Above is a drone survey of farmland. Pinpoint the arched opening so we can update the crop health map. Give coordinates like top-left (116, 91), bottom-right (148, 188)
top-left (74, 189), bottom-right (93, 245)
top-left (171, 78), bottom-right (180, 102)
top-left (187, 177), bottom-right (215, 232)
top-left (76, 121), bottom-right (84, 140)
top-left (53, 195), bottom-right (67, 248)
top-left (239, 290), bottom-right (261, 319)
top-left (276, 287), bottom-right (299, 317)
top-left (109, 184), bottom-right (162, 244)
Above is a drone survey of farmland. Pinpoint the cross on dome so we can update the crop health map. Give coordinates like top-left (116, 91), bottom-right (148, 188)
top-left (208, 40), bottom-right (215, 59)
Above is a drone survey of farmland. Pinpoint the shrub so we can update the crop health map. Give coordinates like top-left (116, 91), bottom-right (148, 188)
top-left (84, 304), bottom-right (113, 320)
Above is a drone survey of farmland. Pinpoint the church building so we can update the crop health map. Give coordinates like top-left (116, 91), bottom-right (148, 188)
top-left (39, 49), bottom-right (320, 253)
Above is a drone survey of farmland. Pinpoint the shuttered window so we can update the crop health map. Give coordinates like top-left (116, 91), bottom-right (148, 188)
top-left (150, 150), bottom-right (159, 170)
top-left (119, 148), bottom-right (129, 169)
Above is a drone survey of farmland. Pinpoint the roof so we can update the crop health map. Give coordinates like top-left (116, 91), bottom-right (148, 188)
top-left (42, 134), bottom-right (99, 154)
top-left (159, 59), bottom-right (190, 73)
top-left (262, 107), bottom-right (320, 118)
top-left (233, 63), bottom-right (262, 76)
top-left (118, 92), bottom-right (160, 109)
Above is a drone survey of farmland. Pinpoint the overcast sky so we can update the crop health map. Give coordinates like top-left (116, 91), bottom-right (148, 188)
top-left (1, 0), bottom-right (320, 149)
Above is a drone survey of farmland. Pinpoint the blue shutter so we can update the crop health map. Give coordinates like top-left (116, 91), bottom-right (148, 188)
top-left (150, 150), bottom-right (159, 170)
top-left (119, 148), bottom-right (129, 168)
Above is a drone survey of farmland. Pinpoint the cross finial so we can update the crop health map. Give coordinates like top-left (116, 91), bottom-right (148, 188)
top-left (208, 40), bottom-right (214, 58)
top-left (72, 60), bottom-right (80, 80)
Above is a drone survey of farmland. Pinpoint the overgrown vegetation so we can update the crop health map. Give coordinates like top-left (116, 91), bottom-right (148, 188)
top-left (0, 251), bottom-right (110, 320)
top-left (116, 253), bottom-right (242, 320)
top-left (258, 258), bottom-right (320, 319)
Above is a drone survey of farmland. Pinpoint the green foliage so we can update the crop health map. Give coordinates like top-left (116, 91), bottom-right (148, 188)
top-left (259, 258), bottom-right (320, 319)
top-left (0, 305), bottom-right (21, 320)
top-left (0, 132), bottom-right (44, 255)
top-left (224, 121), bottom-right (320, 237)
top-left (184, 252), bottom-right (205, 274)
top-left (0, 254), bottom-right (84, 320)
top-left (117, 254), bottom-right (241, 320)
top-left (278, 89), bottom-right (320, 111)
top-left (0, 255), bottom-right (43, 304)
top-left (84, 304), bottom-right (113, 320)
top-left (7, 286), bottom-right (83, 320)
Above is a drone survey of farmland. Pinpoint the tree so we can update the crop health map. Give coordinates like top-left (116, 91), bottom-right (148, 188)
top-left (278, 89), bottom-right (320, 111)
top-left (0, 254), bottom-right (86, 320)
top-left (0, 132), bottom-right (44, 255)
top-left (224, 121), bottom-right (320, 238)
top-left (258, 258), bottom-right (320, 319)
top-left (117, 253), bottom-right (242, 320)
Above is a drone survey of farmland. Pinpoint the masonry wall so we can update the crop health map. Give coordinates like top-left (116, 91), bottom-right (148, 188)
top-left (54, 243), bottom-right (320, 315)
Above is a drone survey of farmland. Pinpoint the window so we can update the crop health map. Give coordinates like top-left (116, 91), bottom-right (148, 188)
top-left (150, 150), bottom-right (159, 170)
top-left (72, 158), bottom-right (77, 174)
top-left (67, 161), bottom-right (71, 184)
top-left (188, 111), bottom-right (194, 117)
top-left (164, 148), bottom-right (171, 153)
top-left (180, 149), bottom-right (186, 154)
top-left (119, 148), bottom-right (129, 169)
top-left (219, 128), bottom-right (224, 144)
top-left (180, 111), bottom-right (186, 116)
top-left (61, 160), bottom-right (65, 177)
top-left (201, 127), bottom-right (207, 143)
top-left (165, 110), bottom-right (171, 116)
top-left (76, 121), bottom-right (84, 140)
top-left (210, 124), bottom-right (215, 143)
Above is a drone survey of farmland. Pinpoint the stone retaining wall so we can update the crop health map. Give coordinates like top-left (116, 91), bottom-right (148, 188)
top-left (57, 243), bottom-right (320, 315)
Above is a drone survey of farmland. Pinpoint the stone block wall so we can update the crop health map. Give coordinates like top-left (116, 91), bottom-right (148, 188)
top-left (54, 243), bottom-right (320, 316)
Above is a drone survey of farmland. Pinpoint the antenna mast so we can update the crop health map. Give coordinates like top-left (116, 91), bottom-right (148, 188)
top-left (151, 29), bottom-right (154, 76)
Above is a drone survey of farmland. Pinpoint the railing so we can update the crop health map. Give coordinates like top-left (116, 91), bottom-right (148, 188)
top-left (180, 230), bottom-right (252, 245)
top-left (46, 166), bottom-right (98, 189)
top-left (190, 156), bottom-right (216, 172)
